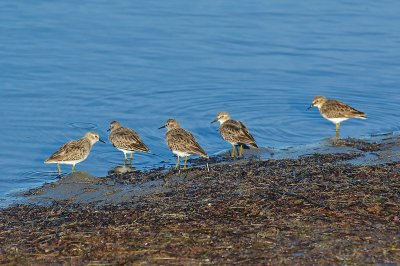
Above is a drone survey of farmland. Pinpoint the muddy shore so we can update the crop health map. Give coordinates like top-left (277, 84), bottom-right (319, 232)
top-left (1, 136), bottom-right (400, 265)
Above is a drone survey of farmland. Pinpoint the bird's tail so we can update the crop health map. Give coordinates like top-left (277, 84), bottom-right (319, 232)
top-left (250, 142), bottom-right (259, 148)
top-left (137, 142), bottom-right (150, 152)
top-left (355, 112), bottom-right (367, 120)
top-left (242, 142), bottom-right (258, 149)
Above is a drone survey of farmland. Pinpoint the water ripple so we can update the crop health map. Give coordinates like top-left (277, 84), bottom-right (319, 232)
top-left (68, 122), bottom-right (98, 130)
top-left (1, 0), bottom-right (400, 206)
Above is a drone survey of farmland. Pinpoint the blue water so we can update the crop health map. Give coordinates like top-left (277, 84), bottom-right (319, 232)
top-left (1, 1), bottom-right (400, 206)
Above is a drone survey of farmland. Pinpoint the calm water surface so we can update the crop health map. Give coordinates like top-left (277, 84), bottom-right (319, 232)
top-left (1, 1), bottom-right (400, 206)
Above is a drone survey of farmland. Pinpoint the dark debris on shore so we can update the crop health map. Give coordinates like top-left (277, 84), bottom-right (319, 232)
top-left (1, 149), bottom-right (400, 265)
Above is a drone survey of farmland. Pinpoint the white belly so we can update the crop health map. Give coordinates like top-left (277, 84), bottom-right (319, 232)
top-left (53, 159), bottom-right (85, 165)
top-left (117, 148), bottom-right (133, 154)
top-left (322, 115), bottom-right (349, 124)
top-left (173, 150), bottom-right (191, 157)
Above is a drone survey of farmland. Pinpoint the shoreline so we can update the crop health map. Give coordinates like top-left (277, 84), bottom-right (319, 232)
top-left (1, 135), bottom-right (400, 264)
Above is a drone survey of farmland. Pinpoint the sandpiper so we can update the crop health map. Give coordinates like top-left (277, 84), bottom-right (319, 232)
top-left (211, 112), bottom-right (258, 157)
top-left (44, 131), bottom-right (105, 175)
top-left (308, 96), bottom-right (366, 133)
top-left (159, 119), bottom-right (208, 169)
top-left (108, 121), bottom-right (149, 162)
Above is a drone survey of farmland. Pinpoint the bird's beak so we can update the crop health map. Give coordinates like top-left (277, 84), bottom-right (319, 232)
top-left (99, 138), bottom-right (106, 143)
top-left (158, 125), bottom-right (166, 129)
top-left (211, 118), bottom-right (218, 124)
top-left (307, 104), bottom-right (314, 110)
top-left (107, 128), bottom-right (111, 132)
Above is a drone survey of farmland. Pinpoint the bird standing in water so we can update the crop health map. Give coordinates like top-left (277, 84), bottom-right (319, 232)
top-left (308, 96), bottom-right (366, 136)
top-left (212, 112), bottom-right (258, 158)
top-left (45, 131), bottom-right (105, 175)
top-left (108, 121), bottom-right (149, 163)
top-left (159, 119), bottom-right (208, 170)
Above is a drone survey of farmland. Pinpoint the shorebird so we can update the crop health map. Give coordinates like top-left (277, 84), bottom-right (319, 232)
top-left (108, 121), bottom-right (149, 162)
top-left (159, 119), bottom-right (208, 169)
top-left (307, 96), bottom-right (366, 134)
top-left (211, 112), bottom-right (258, 157)
top-left (45, 131), bottom-right (105, 175)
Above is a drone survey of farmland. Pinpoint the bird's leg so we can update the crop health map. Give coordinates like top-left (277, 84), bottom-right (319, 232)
top-left (335, 123), bottom-right (340, 133)
top-left (72, 164), bottom-right (75, 172)
top-left (183, 156), bottom-right (188, 169)
top-left (129, 152), bottom-right (133, 166)
top-left (231, 145), bottom-right (236, 158)
top-left (239, 144), bottom-right (244, 157)
top-left (175, 155), bottom-right (180, 169)
top-left (57, 164), bottom-right (61, 176)
top-left (123, 152), bottom-right (128, 161)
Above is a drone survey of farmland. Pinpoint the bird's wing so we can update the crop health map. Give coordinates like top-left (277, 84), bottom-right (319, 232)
top-left (110, 128), bottom-right (149, 152)
top-left (323, 100), bottom-right (366, 118)
top-left (46, 139), bottom-right (90, 162)
top-left (238, 121), bottom-right (258, 147)
top-left (167, 129), bottom-right (208, 157)
top-left (220, 120), bottom-right (258, 147)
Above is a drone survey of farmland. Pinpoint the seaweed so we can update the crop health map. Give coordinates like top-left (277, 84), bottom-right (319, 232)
top-left (1, 152), bottom-right (399, 265)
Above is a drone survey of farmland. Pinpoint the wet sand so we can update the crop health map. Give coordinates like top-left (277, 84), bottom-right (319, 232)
top-left (1, 135), bottom-right (400, 265)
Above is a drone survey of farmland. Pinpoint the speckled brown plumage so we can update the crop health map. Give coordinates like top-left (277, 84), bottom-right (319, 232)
top-left (109, 127), bottom-right (149, 152)
top-left (309, 96), bottom-right (367, 134)
top-left (45, 132), bottom-right (104, 162)
top-left (219, 119), bottom-right (258, 148)
top-left (45, 137), bottom-right (91, 163)
top-left (166, 128), bottom-right (208, 158)
top-left (44, 132), bottom-right (104, 175)
top-left (320, 99), bottom-right (366, 119)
